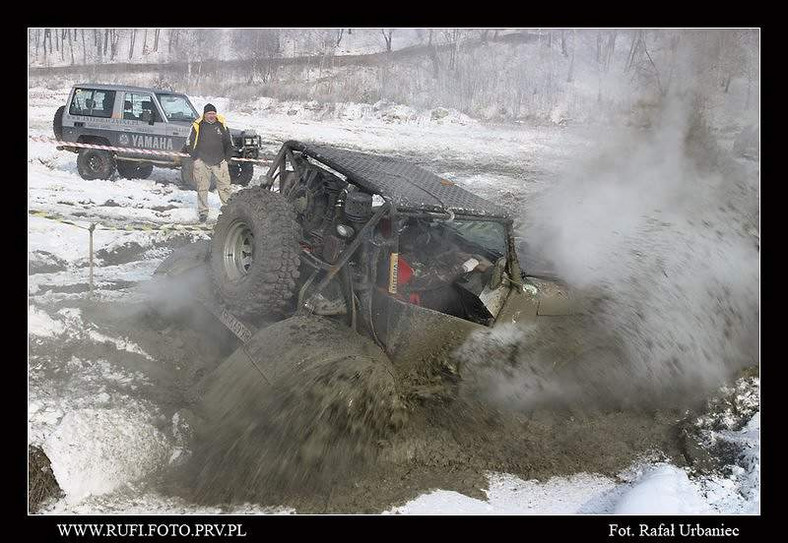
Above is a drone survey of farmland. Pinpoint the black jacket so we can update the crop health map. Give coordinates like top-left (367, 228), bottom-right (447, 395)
top-left (185, 114), bottom-right (233, 165)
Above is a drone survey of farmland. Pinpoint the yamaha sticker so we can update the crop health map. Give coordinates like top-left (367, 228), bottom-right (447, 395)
top-left (129, 134), bottom-right (174, 150)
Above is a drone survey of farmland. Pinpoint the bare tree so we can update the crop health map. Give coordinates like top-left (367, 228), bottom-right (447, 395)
top-left (626, 30), bottom-right (644, 72)
top-left (94, 29), bottom-right (102, 60)
top-left (596, 31), bottom-right (602, 65)
top-left (129, 29), bottom-right (137, 60)
top-left (143, 29), bottom-right (149, 55)
top-left (67, 27), bottom-right (75, 64)
top-left (110, 29), bottom-right (121, 60)
top-left (561, 30), bottom-right (568, 57)
top-left (567, 29), bottom-right (576, 82)
top-left (60, 29), bottom-right (67, 61)
top-left (44, 29), bottom-right (52, 60)
top-left (605, 30), bottom-right (617, 72)
top-left (153, 29), bottom-right (160, 52)
top-left (230, 29), bottom-right (281, 84)
top-left (81, 29), bottom-right (87, 64)
top-left (168, 29), bottom-right (223, 86)
top-left (335, 28), bottom-right (344, 47)
top-left (428, 30), bottom-right (440, 78)
top-left (442, 29), bottom-right (462, 71)
top-left (662, 32), bottom-right (681, 96)
top-left (381, 29), bottom-right (394, 52)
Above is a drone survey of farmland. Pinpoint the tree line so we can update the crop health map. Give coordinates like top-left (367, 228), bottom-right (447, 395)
top-left (29, 29), bottom-right (758, 122)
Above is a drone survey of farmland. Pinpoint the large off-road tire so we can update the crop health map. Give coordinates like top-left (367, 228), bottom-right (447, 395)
top-left (185, 315), bottom-right (406, 499)
top-left (52, 106), bottom-right (65, 141)
top-left (76, 149), bottom-right (116, 180)
top-left (116, 161), bottom-right (154, 179)
top-left (228, 161), bottom-right (254, 186)
top-left (210, 187), bottom-right (301, 318)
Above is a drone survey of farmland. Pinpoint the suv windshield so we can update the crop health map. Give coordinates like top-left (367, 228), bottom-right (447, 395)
top-left (155, 93), bottom-right (198, 122)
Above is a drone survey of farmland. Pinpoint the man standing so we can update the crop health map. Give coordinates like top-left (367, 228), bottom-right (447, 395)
top-left (185, 103), bottom-right (233, 222)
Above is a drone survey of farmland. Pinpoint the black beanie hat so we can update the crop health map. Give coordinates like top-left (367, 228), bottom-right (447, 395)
top-left (204, 103), bottom-right (217, 114)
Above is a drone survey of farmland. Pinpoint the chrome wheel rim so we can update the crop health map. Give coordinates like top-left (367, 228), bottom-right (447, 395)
top-left (223, 220), bottom-right (255, 281)
top-left (89, 155), bottom-right (102, 172)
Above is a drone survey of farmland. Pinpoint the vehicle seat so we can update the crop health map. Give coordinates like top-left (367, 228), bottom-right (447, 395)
top-left (140, 101), bottom-right (154, 122)
top-left (123, 100), bottom-right (136, 120)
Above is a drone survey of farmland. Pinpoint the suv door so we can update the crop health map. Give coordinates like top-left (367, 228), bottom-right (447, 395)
top-left (153, 92), bottom-right (196, 154)
top-left (116, 91), bottom-right (177, 160)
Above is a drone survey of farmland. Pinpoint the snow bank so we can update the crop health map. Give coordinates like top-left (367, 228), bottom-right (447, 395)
top-left (28, 306), bottom-right (154, 360)
top-left (387, 472), bottom-right (620, 515)
top-left (43, 407), bottom-right (171, 503)
top-left (614, 465), bottom-right (713, 514)
top-left (695, 412), bottom-right (760, 514)
top-left (222, 94), bottom-right (477, 126)
top-left (29, 305), bottom-right (67, 337)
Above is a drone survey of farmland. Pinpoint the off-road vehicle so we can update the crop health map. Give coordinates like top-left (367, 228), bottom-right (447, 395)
top-left (154, 140), bottom-right (577, 481)
top-left (53, 84), bottom-right (262, 184)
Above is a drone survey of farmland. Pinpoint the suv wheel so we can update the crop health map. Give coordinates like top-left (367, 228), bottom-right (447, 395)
top-left (228, 161), bottom-right (254, 186)
top-left (180, 158), bottom-right (195, 188)
top-left (210, 188), bottom-right (301, 318)
top-left (117, 161), bottom-right (154, 179)
top-left (52, 106), bottom-right (65, 141)
top-left (77, 149), bottom-right (116, 180)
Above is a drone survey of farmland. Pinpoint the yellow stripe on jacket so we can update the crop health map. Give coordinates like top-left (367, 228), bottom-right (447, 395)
top-left (189, 114), bottom-right (228, 148)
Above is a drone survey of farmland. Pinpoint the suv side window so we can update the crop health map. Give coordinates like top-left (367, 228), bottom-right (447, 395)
top-left (123, 92), bottom-right (161, 123)
top-left (69, 88), bottom-right (116, 118)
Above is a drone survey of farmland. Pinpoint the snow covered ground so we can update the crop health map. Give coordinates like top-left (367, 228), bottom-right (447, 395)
top-left (28, 86), bottom-right (759, 515)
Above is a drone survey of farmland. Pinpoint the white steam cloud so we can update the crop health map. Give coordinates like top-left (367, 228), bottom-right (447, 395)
top-left (457, 92), bottom-right (759, 411)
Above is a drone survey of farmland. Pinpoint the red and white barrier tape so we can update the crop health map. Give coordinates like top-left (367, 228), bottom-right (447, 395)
top-left (29, 135), bottom-right (272, 164)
